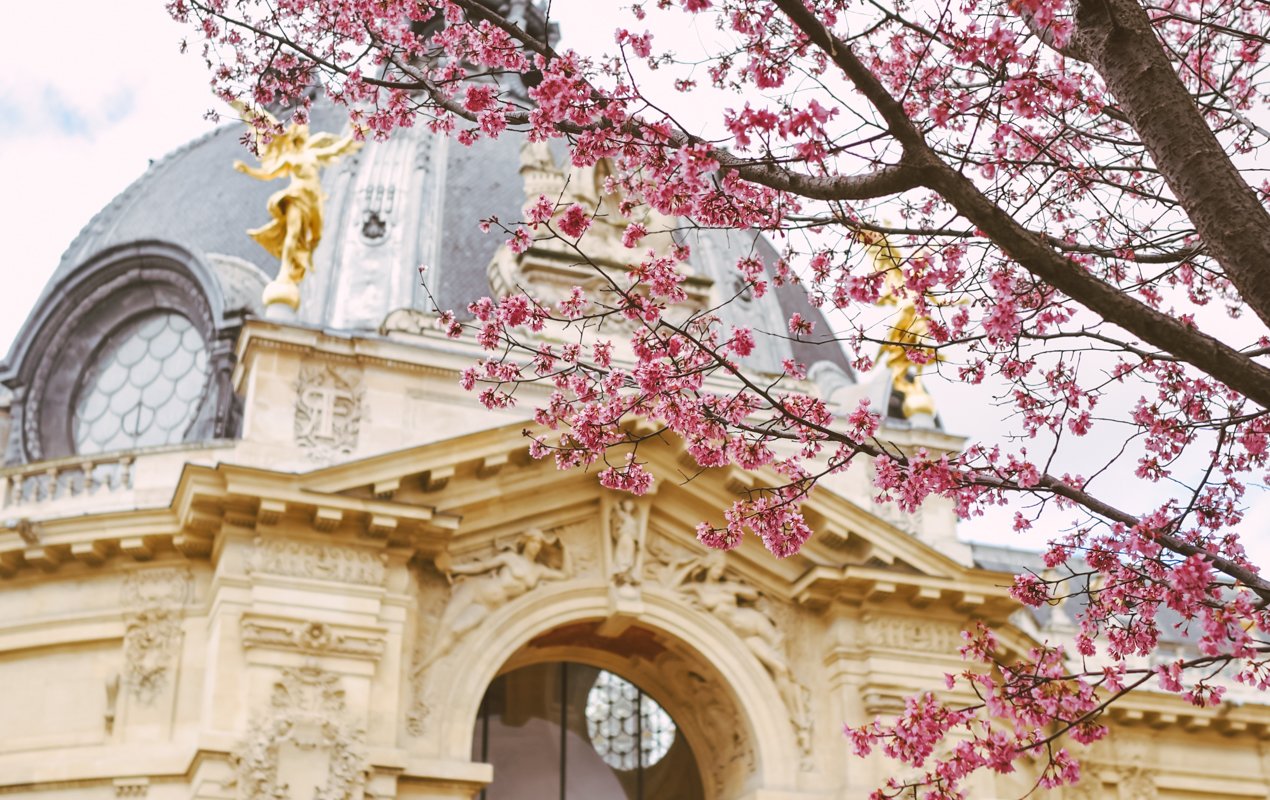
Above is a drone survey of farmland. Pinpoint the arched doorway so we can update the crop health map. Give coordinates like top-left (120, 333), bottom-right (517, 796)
top-left (472, 661), bottom-right (706, 799)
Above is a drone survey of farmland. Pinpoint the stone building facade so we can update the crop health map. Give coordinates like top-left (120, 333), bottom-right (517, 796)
top-left (1, 85), bottom-right (1268, 800)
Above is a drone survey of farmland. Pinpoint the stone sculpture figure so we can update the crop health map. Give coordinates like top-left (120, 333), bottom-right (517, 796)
top-left (234, 102), bottom-right (361, 311)
top-left (423, 528), bottom-right (570, 667)
top-left (674, 551), bottom-right (814, 764)
top-left (610, 498), bottom-right (643, 586)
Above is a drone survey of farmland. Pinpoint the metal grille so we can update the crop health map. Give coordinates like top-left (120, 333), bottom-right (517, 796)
top-left (584, 670), bottom-right (675, 771)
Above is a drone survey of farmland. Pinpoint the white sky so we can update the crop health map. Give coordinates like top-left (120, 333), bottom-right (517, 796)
top-left (0, 0), bottom-right (227, 355)
top-left (0, 0), bottom-right (1264, 562)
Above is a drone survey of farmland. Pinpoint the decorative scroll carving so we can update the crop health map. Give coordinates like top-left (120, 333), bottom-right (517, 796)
top-left (294, 361), bottom-right (364, 458)
top-left (863, 615), bottom-right (963, 654)
top-left (669, 551), bottom-right (814, 768)
top-left (421, 529), bottom-right (570, 668)
top-left (249, 538), bottom-right (387, 586)
top-left (121, 567), bottom-right (190, 702)
top-left (230, 665), bottom-right (368, 800)
top-left (241, 618), bottom-right (386, 661)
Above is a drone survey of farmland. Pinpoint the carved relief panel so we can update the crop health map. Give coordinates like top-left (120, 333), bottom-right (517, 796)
top-left (248, 538), bottom-right (387, 586)
top-left (121, 566), bottom-right (191, 702)
top-left (409, 528), bottom-right (574, 731)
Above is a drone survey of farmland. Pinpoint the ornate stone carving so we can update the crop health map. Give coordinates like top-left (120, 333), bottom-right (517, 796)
top-left (669, 551), bottom-right (814, 768)
top-left (113, 778), bottom-right (149, 798)
top-left (121, 567), bottom-right (190, 702)
top-left (294, 361), bottom-right (364, 458)
top-left (657, 654), bottom-right (755, 797)
top-left (1064, 778), bottom-right (1105, 800)
top-left (486, 142), bottom-right (708, 316)
top-left (1117, 766), bottom-right (1158, 800)
top-left (547, 520), bottom-right (601, 579)
top-left (241, 618), bottom-right (386, 661)
top-left (230, 665), bottom-right (368, 800)
top-left (863, 615), bottom-right (963, 654)
top-left (421, 529), bottom-right (570, 669)
top-left (643, 534), bottom-right (698, 586)
top-left (249, 538), bottom-right (387, 586)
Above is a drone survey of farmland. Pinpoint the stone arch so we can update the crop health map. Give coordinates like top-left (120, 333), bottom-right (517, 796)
top-left (425, 580), bottom-right (802, 797)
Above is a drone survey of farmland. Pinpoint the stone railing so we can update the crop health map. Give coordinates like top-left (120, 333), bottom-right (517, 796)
top-left (1, 453), bottom-right (135, 509)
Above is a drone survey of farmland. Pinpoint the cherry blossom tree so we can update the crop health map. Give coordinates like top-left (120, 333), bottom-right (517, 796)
top-left (171, 0), bottom-right (1270, 795)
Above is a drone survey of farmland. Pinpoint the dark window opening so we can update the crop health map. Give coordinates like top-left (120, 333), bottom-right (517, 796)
top-left (473, 661), bottom-right (705, 800)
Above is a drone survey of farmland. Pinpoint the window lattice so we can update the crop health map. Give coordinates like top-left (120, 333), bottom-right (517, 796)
top-left (584, 670), bottom-right (676, 771)
top-left (73, 312), bottom-right (209, 454)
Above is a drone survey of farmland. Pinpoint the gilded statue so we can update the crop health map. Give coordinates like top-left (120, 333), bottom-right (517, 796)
top-left (233, 102), bottom-right (361, 310)
top-left (422, 529), bottom-right (570, 667)
top-left (857, 229), bottom-right (940, 419)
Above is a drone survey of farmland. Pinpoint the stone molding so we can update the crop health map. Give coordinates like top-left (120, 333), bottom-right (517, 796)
top-left (240, 616), bottom-right (386, 661)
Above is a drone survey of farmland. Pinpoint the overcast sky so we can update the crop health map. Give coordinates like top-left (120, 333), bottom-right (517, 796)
top-left (1, 0), bottom-right (1264, 561)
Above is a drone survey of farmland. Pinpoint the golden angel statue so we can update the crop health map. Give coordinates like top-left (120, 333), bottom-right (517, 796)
top-left (233, 102), bottom-right (361, 310)
top-left (857, 228), bottom-right (941, 419)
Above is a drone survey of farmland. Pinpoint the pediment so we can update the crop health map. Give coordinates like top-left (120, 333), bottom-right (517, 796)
top-left (232, 421), bottom-right (1018, 619)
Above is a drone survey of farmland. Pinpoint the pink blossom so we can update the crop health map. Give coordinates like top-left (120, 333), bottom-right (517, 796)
top-left (557, 204), bottom-right (592, 238)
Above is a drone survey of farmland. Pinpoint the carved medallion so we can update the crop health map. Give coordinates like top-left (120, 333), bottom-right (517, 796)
top-left (294, 361), bottom-right (364, 458)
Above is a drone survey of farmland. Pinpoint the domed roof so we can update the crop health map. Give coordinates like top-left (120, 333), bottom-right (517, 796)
top-left (17, 98), bottom-right (855, 381)
top-left (52, 101), bottom-right (353, 285)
